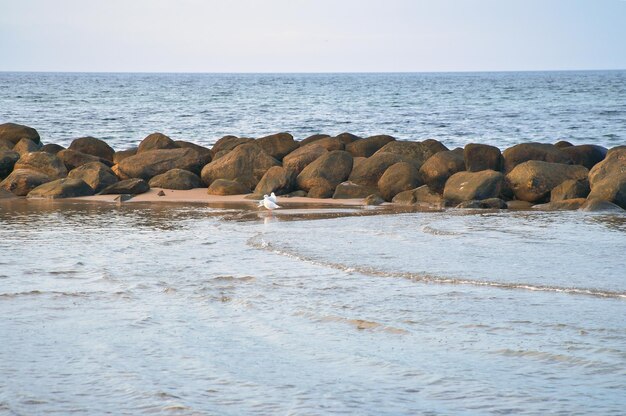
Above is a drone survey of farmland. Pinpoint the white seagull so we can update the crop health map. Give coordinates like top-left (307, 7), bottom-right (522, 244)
top-left (257, 192), bottom-right (278, 207)
top-left (262, 193), bottom-right (281, 210)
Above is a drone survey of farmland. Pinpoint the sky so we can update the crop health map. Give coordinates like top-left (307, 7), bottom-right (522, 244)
top-left (1, 0), bottom-right (625, 73)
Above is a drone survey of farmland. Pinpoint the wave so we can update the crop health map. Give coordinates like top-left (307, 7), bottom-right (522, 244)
top-left (248, 235), bottom-right (626, 299)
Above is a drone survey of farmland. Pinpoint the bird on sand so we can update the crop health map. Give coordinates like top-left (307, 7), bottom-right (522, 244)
top-left (262, 193), bottom-right (281, 210)
top-left (257, 192), bottom-right (278, 207)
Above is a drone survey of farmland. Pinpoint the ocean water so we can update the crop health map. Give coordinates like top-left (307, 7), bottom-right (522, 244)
top-left (1, 71), bottom-right (626, 150)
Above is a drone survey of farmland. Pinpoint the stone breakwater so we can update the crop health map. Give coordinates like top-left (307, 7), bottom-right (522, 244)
top-left (0, 122), bottom-right (624, 212)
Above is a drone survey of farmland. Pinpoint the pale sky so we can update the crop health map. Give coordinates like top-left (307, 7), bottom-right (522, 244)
top-left (1, 0), bottom-right (625, 72)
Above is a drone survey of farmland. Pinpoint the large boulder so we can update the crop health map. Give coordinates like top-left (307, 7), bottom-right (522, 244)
top-left (345, 135), bottom-right (395, 157)
top-left (99, 178), bottom-right (150, 195)
top-left (588, 146), bottom-right (626, 187)
top-left (335, 132), bottom-right (362, 144)
top-left (40, 143), bottom-right (65, 154)
top-left (0, 169), bottom-right (51, 196)
top-left (299, 134), bottom-right (330, 146)
top-left (0, 150), bottom-right (20, 179)
top-left (256, 132), bottom-right (299, 160)
top-left (282, 144), bottom-right (328, 174)
top-left (554, 140), bottom-right (573, 149)
top-left (506, 161), bottom-right (589, 203)
top-left (332, 182), bottom-right (375, 199)
top-left (210, 136), bottom-right (254, 157)
top-left (464, 143), bottom-right (503, 172)
top-left (137, 132), bottom-right (178, 153)
top-left (419, 150), bottom-right (465, 193)
top-left (201, 143), bottom-right (279, 189)
top-left (207, 179), bottom-right (250, 195)
top-left (560, 145), bottom-right (607, 170)
top-left (68, 162), bottom-right (119, 193)
top-left (14, 151), bottom-right (67, 179)
top-left (374, 139), bottom-right (448, 169)
top-left (307, 183), bottom-right (335, 198)
top-left (348, 152), bottom-right (405, 188)
top-left (174, 141), bottom-right (212, 159)
top-left (443, 170), bottom-right (504, 205)
top-left (550, 179), bottom-right (590, 202)
top-left (27, 178), bottom-right (94, 199)
top-left (296, 150), bottom-right (353, 191)
top-left (57, 149), bottom-right (113, 171)
top-left (306, 137), bottom-right (344, 151)
top-left (391, 185), bottom-right (444, 206)
top-left (503, 142), bottom-right (572, 173)
top-left (253, 166), bottom-right (296, 196)
top-left (68, 137), bottom-right (115, 161)
top-left (148, 169), bottom-right (202, 190)
top-left (13, 138), bottom-right (42, 155)
top-left (586, 174), bottom-right (626, 209)
top-left (0, 138), bottom-right (14, 151)
top-left (113, 148), bottom-right (138, 164)
top-left (533, 198), bottom-right (587, 211)
top-left (0, 123), bottom-right (40, 145)
top-left (580, 199), bottom-right (624, 212)
top-left (116, 148), bottom-right (211, 181)
top-left (377, 161), bottom-right (422, 201)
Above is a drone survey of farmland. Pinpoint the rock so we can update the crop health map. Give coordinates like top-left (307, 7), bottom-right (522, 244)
top-left (307, 137), bottom-right (344, 151)
top-left (419, 150), bottom-right (465, 193)
top-left (0, 138), bottom-right (14, 151)
top-left (348, 152), bottom-right (405, 188)
top-left (392, 185), bottom-right (444, 206)
top-left (68, 137), bottom-right (115, 161)
top-left (335, 132), bottom-right (362, 144)
top-left (587, 174), bottom-right (626, 209)
top-left (580, 199), bottom-right (624, 212)
top-left (391, 189), bottom-right (418, 205)
top-left (550, 179), bottom-right (590, 202)
top-left (282, 144), bottom-right (328, 174)
top-left (377, 161), bottom-right (422, 201)
top-left (443, 170), bottom-right (504, 205)
top-left (0, 150), bottom-right (20, 179)
top-left (174, 141), bottom-right (213, 159)
top-left (560, 145), bottom-right (607, 170)
top-left (57, 149), bottom-right (113, 171)
top-left (99, 178), bottom-right (150, 195)
top-left (210, 136), bottom-right (254, 157)
top-left (307, 183), bottom-right (335, 198)
top-left (533, 198), bottom-right (586, 211)
top-left (148, 168), bottom-right (202, 190)
top-left (0, 188), bottom-right (17, 199)
top-left (345, 135), bottom-right (395, 157)
top-left (479, 198), bottom-right (508, 209)
top-left (455, 200), bottom-right (483, 209)
top-left (137, 132), bottom-right (178, 153)
top-left (554, 140), bottom-right (574, 149)
top-left (256, 132), bottom-right (299, 160)
top-left (13, 138), bottom-right (42, 155)
top-left (352, 157), bottom-right (367, 170)
top-left (68, 162), bottom-right (118, 193)
top-left (364, 194), bottom-right (385, 206)
top-left (117, 148), bottom-right (211, 181)
top-left (464, 143), bottom-right (503, 172)
top-left (14, 151), bottom-right (67, 179)
top-left (0, 169), bottom-right (51, 196)
top-left (588, 146), bottom-right (626, 187)
top-left (299, 134), bottom-right (330, 146)
top-left (254, 166), bottom-right (296, 196)
top-left (332, 181), bottom-right (375, 199)
top-left (0, 123), bottom-right (40, 145)
top-left (505, 160), bottom-right (588, 203)
top-left (507, 200), bottom-right (534, 210)
top-left (502, 142), bottom-right (572, 173)
top-left (374, 139), bottom-right (448, 169)
top-left (157, 190), bottom-right (166, 196)
top-left (40, 143), bottom-right (65, 154)
top-left (27, 178), bottom-right (94, 199)
top-left (207, 179), bottom-right (250, 195)
top-left (286, 190), bottom-right (307, 198)
top-left (201, 143), bottom-right (279, 189)
top-left (296, 150), bottom-right (353, 192)
top-left (113, 148), bottom-right (138, 164)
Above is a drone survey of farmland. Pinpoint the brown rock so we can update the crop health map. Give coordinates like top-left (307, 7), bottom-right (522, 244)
top-left (283, 144), bottom-right (328, 174)
top-left (0, 150), bottom-right (20, 179)
top-left (27, 178), bottom-right (94, 199)
top-left (505, 160), bottom-right (588, 203)
top-left (345, 135), bottom-right (395, 157)
top-left (13, 138), bottom-right (42, 155)
top-left (99, 178), bottom-right (150, 195)
top-left (148, 169), bottom-right (202, 190)
top-left (377, 162), bottom-right (422, 201)
top-left (392, 185), bottom-right (444, 206)
top-left (137, 132), bottom-right (178, 153)
top-left (307, 183), bottom-right (335, 198)
top-left (68, 162), bottom-right (118, 193)
top-left (554, 140), bottom-right (574, 149)
top-left (57, 149), bottom-right (113, 171)
top-left (588, 146), bottom-right (626, 187)
top-left (364, 194), bottom-right (385, 206)
top-left (587, 174), bottom-right (626, 209)
top-left (443, 170), bottom-right (504, 205)
top-left (0, 123), bottom-right (40, 145)
top-left (419, 150), bottom-right (465, 193)
top-left (579, 199), bottom-right (624, 212)
top-left (335, 132), bottom-right (362, 144)
top-left (174, 141), bottom-right (213, 159)
top-left (296, 150), bottom-right (353, 191)
top-left (0, 138), bottom-right (14, 151)
top-left (256, 132), bottom-right (299, 160)
top-left (533, 198), bottom-right (586, 211)
top-left (560, 145), bottom-right (607, 170)
top-left (40, 143), bottom-right (65, 154)
top-left (117, 148), bottom-right (211, 181)
top-left (113, 148), bottom-right (138, 164)
top-left (14, 151), bottom-right (67, 179)
top-left (201, 143), bottom-right (279, 189)
top-left (503, 142), bottom-right (572, 173)
top-left (464, 143), bottom-right (503, 172)
top-left (332, 182), bottom-right (375, 199)
top-left (374, 139), bottom-right (448, 169)
top-left (550, 179), bottom-right (590, 202)
top-left (299, 134), bottom-right (331, 146)
top-left (254, 166), bottom-right (296, 196)
top-left (0, 188), bottom-right (17, 199)
top-left (478, 198), bottom-right (508, 209)
top-left (207, 179), bottom-right (250, 195)
top-left (210, 136), bottom-right (254, 157)
top-left (348, 152), bottom-right (405, 188)
top-left (308, 137), bottom-right (344, 151)
top-left (507, 200), bottom-right (534, 210)
top-left (0, 169), bottom-right (51, 196)
top-left (68, 137), bottom-right (115, 161)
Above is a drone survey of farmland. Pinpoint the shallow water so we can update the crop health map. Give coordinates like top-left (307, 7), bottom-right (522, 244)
top-left (1, 201), bottom-right (625, 415)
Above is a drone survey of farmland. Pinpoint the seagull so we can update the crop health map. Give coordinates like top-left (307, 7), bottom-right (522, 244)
top-left (257, 192), bottom-right (278, 207)
top-left (262, 194), bottom-right (281, 210)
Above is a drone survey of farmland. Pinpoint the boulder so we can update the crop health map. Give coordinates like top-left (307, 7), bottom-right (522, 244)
top-left (99, 178), bottom-right (150, 195)
top-left (419, 150), bottom-right (465, 193)
top-left (374, 139), bottom-right (448, 169)
top-left (57, 149), bottom-right (113, 171)
top-left (14, 151), bottom-right (67, 179)
top-left (113, 148), bottom-right (138, 164)
top-left (307, 183), bottom-right (335, 198)
top-left (0, 150), bottom-right (20, 179)
top-left (392, 185), bottom-right (444, 206)
top-left (68, 137), bottom-right (115, 161)
top-left (40, 143), bottom-right (65, 154)
top-left (502, 142), bottom-right (572, 173)
top-left (201, 143), bottom-right (279, 189)
top-left (554, 140), bottom-right (574, 149)
top-left (550, 179), bottom-right (590, 202)
top-left (478, 198), bottom-right (508, 209)
top-left (560, 145), bottom-right (607, 170)
top-left (68, 162), bottom-right (118, 193)
top-left (345, 134), bottom-right (395, 157)
top-left (0, 169), bottom-right (51, 196)
top-left (13, 138), bottom-right (42, 155)
top-left (507, 200), bottom-right (534, 210)
top-left (0, 123), bottom-right (40, 145)
top-left (364, 194), bottom-right (385, 206)
top-left (137, 132), bottom-right (178, 153)
top-left (307, 137), bottom-right (344, 151)
top-left (505, 160), bottom-right (589, 203)
top-left (443, 170), bottom-right (504, 205)
top-left (210, 136), bottom-right (254, 157)
top-left (332, 182), bottom-right (375, 199)
top-left (348, 152), bottom-right (405, 188)
top-left (27, 178), bottom-right (94, 199)
top-left (282, 144), bottom-right (328, 174)
top-left (0, 138), bottom-right (14, 151)
top-left (335, 132), bottom-right (362, 144)
top-left (174, 141), bottom-right (213, 159)
top-left (580, 199), bottom-right (624, 212)
top-left (588, 146), bottom-right (626, 187)
top-left (586, 174), bottom-right (626, 209)
top-left (148, 169), bottom-right (202, 190)
top-left (253, 166), bottom-right (296, 196)
top-left (533, 198), bottom-right (587, 211)
top-left (377, 162), bottom-right (422, 201)
top-left (116, 148), bottom-right (211, 181)
top-left (286, 190), bottom-right (307, 198)
top-left (256, 132), bottom-right (299, 160)
top-left (207, 179), bottom-right (250, 195)
top-left (464, 143), bottom-right (503, 172)
top-left (299, 134), bottom-right (331, 146)
top-left (296, 150), bottom-right (353, 191)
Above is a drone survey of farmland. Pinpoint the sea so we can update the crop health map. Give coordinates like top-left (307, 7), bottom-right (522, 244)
top-left (1, 71), bottom-right (625, 415)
